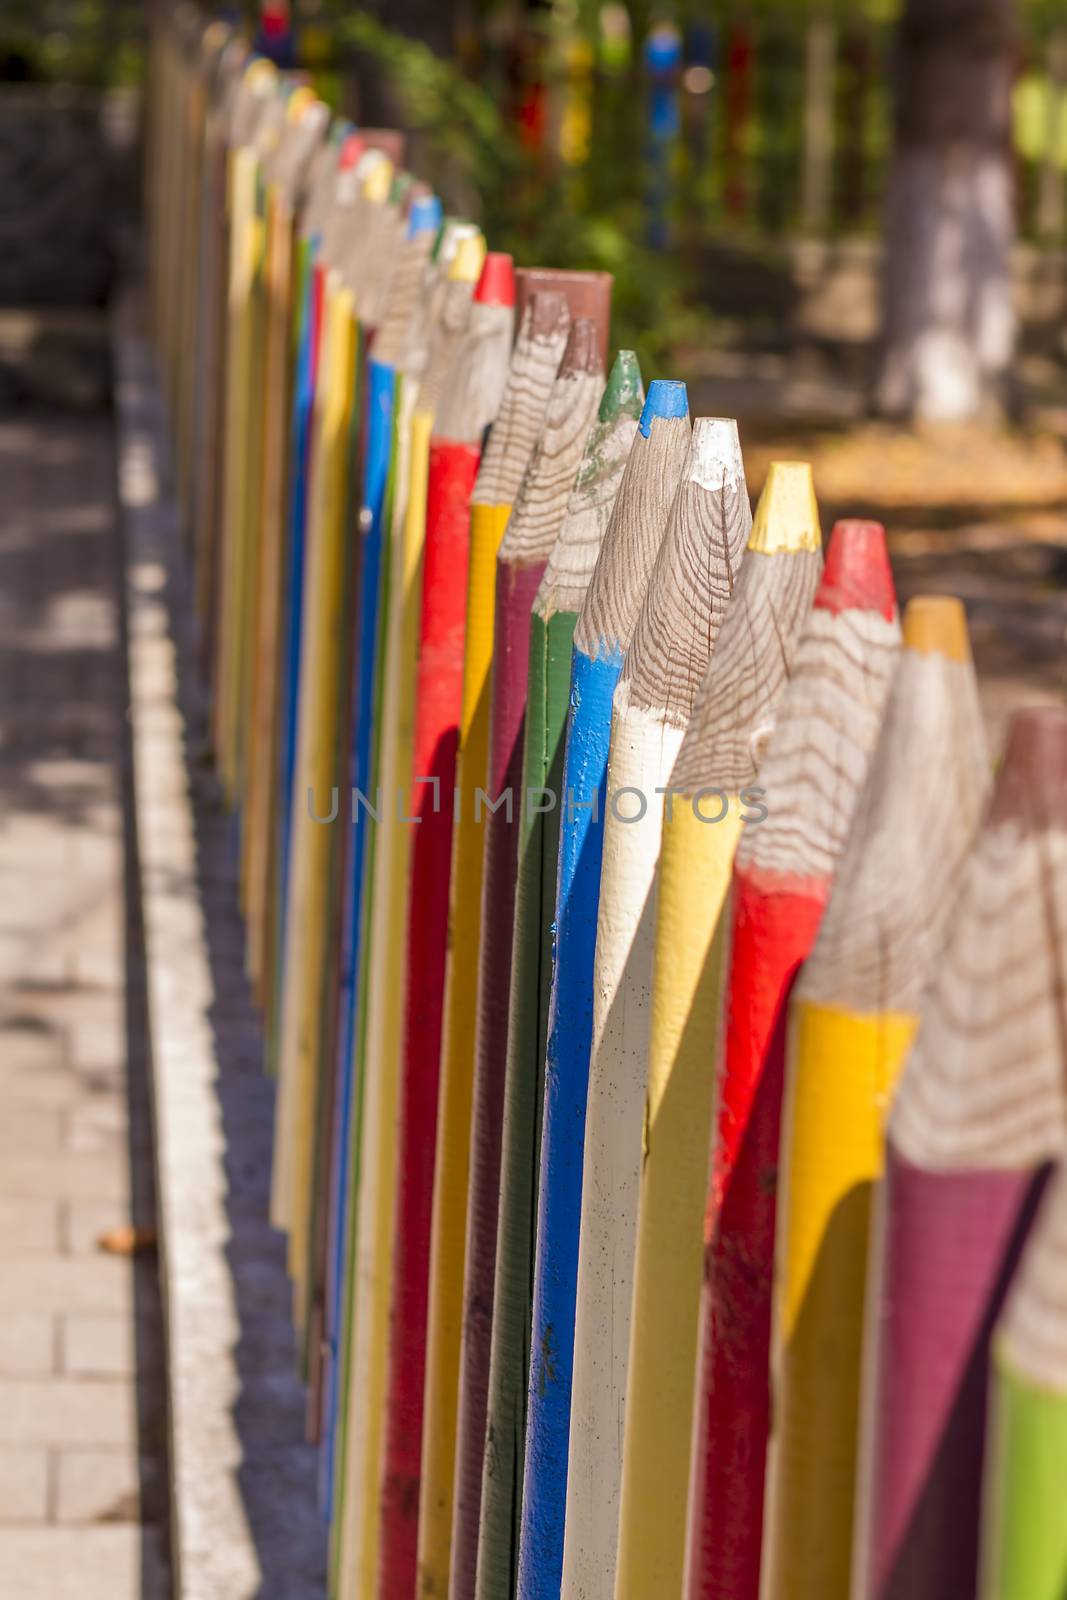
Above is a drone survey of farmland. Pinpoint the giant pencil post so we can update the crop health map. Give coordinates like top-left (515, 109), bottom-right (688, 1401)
top-left (763, 596), bottom-right (990, 1600)
top-left (568, 383), bottom-right (715, 1600)
top-left (333, 225), bottom-right (486, 1600)
top-left (615, 460), bottom-right (823, 1599)
top-left (317, 189), bottom-right (443, 1510)
top-left (854, 707), bottom-right (1067, 1600)
top-left (242, 92), bottom-right (329, 996)
top-left (378, 252), bottom-right (516, 1600)
top-left (523, 415), bottom-right (749, 1598)
top-left (983, 1133), bottom-right (1067, 1599)
top-left (473, 315), bottom-right (608, 1599)
top-left (419, 282), bottom-right (573, 1596)
top-left (686, 521), bottom-right (901, 1600)
top-left (493, 347), bottom-right (645, 1587)
top-left (269, 145), bottom-right (394, 1267)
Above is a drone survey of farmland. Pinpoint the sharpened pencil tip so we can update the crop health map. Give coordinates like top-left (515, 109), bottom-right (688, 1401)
top-left (815, 520), bottom-right (896, 620)
top-left (749, 461), bottom-right (821, 554)
top-left (639, 380), bottom-right (688, 437)
top-left (474, 252), bottom-right (515, 307)
top-left (902, 595), bottom-right (971, 664)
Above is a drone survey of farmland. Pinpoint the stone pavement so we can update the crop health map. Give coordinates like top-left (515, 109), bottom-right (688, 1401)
top-left (0, 409), bottom-right (169, 1594)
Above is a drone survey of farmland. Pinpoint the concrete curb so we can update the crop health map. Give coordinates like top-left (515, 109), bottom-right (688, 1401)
top-left (113, 287), bottom-right (328, 1600)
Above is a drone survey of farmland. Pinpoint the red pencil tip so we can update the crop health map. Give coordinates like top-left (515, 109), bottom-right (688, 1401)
top-left (339, 133), bottom-right (365, 170)
top-left (474, 252), bottom-right (515, 308)
top-left (814, 519), bottom-right (896, 621)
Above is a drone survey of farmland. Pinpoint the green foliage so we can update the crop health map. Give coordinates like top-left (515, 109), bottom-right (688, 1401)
top-left (337, 12), bottom-right (701, 372)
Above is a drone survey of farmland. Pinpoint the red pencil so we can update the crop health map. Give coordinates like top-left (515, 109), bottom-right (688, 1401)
top-left (685, 522), bottom-right (900, 1600)
top-left (377, 252), bottom-right (516, 1600)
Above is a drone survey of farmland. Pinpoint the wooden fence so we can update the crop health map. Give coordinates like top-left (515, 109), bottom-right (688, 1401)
top-left (148, 8), bottom-right (1067, 1600)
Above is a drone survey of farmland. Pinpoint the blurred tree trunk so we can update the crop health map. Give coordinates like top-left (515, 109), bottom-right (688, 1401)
top-left (876, 0), bottom-right (1018, 421)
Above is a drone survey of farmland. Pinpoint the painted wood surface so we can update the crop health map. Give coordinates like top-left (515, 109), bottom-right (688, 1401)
top-left (685, 520), bottom-right (900, 1600)
top-left (505, 350), bottom-right (645, 1599)
top-left (378, 253), bottom-right (516, 1600)
top-left (763, 597), bottom-right (990, 1600)
top-left (615, 461), bottom-right (823, 1600)
top-left (269, 270), bottom-right (357, 1249)
top-left (559, 379), bottom-right (693, 1600)
top-left (983, 1158), bottom-right (1067, 1600)
top-left (318, 192), bottom-right (443, 1525)
top-left (472, 318), bottom-right (607, 1600)
top-left (854, 706), bottom-right (1067, 1600)
top-left (243, 95), bottom-right (328, 1003)
top-left (334, 226), bottom-right (486, 1600)
top-left (522, 413), bottom-right (746, 1599)
top-left (420, 284), bottom-right (573, 1598)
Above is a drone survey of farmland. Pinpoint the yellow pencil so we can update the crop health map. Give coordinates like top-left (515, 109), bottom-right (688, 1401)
top-left (762, 596), bottom-right (990, 1600)
top-left (615, 461), bottom-right (823, 1600)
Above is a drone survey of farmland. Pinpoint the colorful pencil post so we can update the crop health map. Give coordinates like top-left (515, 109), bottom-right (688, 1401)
top-left (982, 1157), bottom-right (1067, 1600)
top-left (473, 314), bottom-right (609, 1599)
top-left (614, 460), bottom-right (823, 1600)
top-left (274, 146), bottom-right (398, 1317)
top-left (685, 520), bottom-right (900, 1600)
top-left (763, 596), bottom-right (990, 1600)
top-left (523, 414), bottom-right (748, 1598)
top-left (559, 378), bottom-right (694, 1600)
top-left (378, 251), bottom-right (516, 1600)
top-left (855, 706), bottom-right (1067, 1600)
top-left (333, 224), bottom-right (486, 1600)
top-left (490, 347), bottom-right (645, 1597)
top-left (317, 187), bottom-right (444, 1513)
top-left (421, 282), bottom-right (574, 1598)
top-left (242, 92), bottom-right (329, 1000)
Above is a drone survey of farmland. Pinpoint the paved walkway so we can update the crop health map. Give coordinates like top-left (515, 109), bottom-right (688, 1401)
top-left (0, 408), bottom-right (169, 1594)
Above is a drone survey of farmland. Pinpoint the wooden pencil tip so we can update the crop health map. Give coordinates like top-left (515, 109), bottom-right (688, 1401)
top-left (639, 380), bottom-right (688, 437)
top-left (407, 194), bottom-right (442, 239)
top-left (448, 232), bottom-right (486, 283)
top-left (988, 706), bottom-right (1067, 831)
top-left (902, 595), bottom-right (971, 664)
top-left (814, 520), bottom-right (896, 620)
top-left (748, 460), bottom-right (821, 554)
top-left (474, 252), bottom-right (515, 307)
top-left (688, 417), bottom-right (744, 490)
top-left (360, 153), bottom-right (393, 203)
top-left (560, 317), bottom-right (601, 376)
top-left (600, 350), bottom-right (644, 421)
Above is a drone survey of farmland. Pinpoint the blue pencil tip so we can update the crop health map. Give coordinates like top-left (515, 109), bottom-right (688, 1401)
top-left (639, 380), bottom-right (688, 437)
top-left (409, 195), bottom-right (443, 238)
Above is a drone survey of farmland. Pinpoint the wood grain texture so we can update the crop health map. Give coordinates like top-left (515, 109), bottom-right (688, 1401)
top-left (686, 523), bottom-right (900, 1600)
top-left (378, 255), bottom-right (516, 1600)
top-left (472, 291), bottom-right (572, 508)
top-left (335, 236), bottom-right (485, 1600)
top-left (561, 386), bottom-right (699, 1600)
top-left (764, 598), bottom-right (991, 1600)
top-left (854, 707), bottom-right (1067, 1600)
top-left (983, 1162), bottom-right (1067, 1600)
top-left (492, 351), bottom-right (646, 1600)
top-left (614, 465), bottom-right (823, 1600)
top-left (472, 320), bottom-right (607, 1600)
top-left (417, 288), bottom-right (570, 1599)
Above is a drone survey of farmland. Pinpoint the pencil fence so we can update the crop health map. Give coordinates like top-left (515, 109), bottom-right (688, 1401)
top-left (148, 10), bottom-right (1067, 1600)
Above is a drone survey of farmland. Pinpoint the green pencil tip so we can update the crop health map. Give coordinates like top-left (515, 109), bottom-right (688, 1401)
top-left (600, 350), bottom-right (644, 422)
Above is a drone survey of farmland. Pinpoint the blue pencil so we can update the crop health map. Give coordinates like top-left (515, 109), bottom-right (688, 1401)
top-left (517, 380), bottom-right (691, 1599)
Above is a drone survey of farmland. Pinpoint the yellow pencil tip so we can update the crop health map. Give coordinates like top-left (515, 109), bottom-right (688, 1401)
top-left (902, 595), bottom-right (971, 663)
top-left (362, 158), bottom-right (394, 203)
top-left (449, 232), bottom-right (487, 284)
top-left (749, 461), bottom-right (822, 554)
